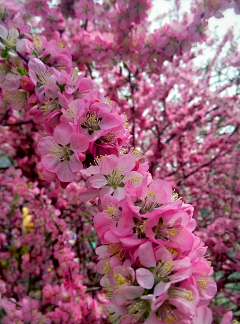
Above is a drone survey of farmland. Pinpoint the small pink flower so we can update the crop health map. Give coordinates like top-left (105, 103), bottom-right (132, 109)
top-left (38, 123), bottom-right (89, 182)
top-left (81, 153), bottom-right (143, 201)
top-left (20, 76), bottom-right (35, 91)
top-left (145, 205), bottom-right (194, 251)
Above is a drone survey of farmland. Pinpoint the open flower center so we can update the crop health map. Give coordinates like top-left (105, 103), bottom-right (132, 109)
top-left (100, 132), bottom-right (115, 143)
top-left (5, 35), bottom-right (16, 48)
top-left (156, 301), bottom-right (181, 323)
top-left (156, 260), bottom-right (174, 280)
top-left (50, 143), bottom-right (73, 162)
top-left (105, 166), bottom-right (125, 190)
top-left (114, 273), bottom-right (126, 288)
top-left (107, 308), bottom-right (121, 324)
top-left (81, 111), bottom-right (102, 135)
top-left (10, 91), bottom-right (27, 104)
top-left (168, 287), bottom-right (194, 302)
top-left (128, 299), bottom-right (150, 323)
top-left (108, 243), bottom-right (125, 260)
top-left (104, 204), bottom-right (121, 221)
top-left (38, 71), bottom-right (52, 85)
top-left (41, 99), bottom-right (59, 115)
top-left (140, 189), bottom-right (159, 213)
top-left (153, 218), bottom-right (181, 241)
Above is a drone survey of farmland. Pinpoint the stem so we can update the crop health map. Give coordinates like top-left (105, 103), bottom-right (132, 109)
top-left (86, 63), bottom-right (94, 79)
top-left (86, 286), bottom-right (101, 292)
top-left (84, 19), bottom-right (88, 30)
top-left (3, 120), bottom-right (33, 127)
top-left (16, 51), bottom-right (29, 63)
top-left (2, 295), bottom-right (22, 308)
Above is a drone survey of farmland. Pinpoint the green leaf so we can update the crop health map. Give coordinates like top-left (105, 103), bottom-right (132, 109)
top-left (135, 200), bottom-right (142, 207)
top-left (148, 267), bottom-right (155, 273)
top-left (16, 66), bottom-right (29, 76)
top-left (1, 49), bottom-right (10, 59)
top-left (56, 81), bottom-right (66, 93)
top-left (32, 50), bottom-right (38, 58)
top-left (161, 278), bottom-right (170, 283)
top-left (41, 53), bottom-right (51, 63)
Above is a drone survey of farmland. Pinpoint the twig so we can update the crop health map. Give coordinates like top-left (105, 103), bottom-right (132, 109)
top-left (3, 120), bottom-right (33, 127)
top-left (16, 51), bottom-right (29, 63)
top-left (2, 295), bottom-right (22, 308)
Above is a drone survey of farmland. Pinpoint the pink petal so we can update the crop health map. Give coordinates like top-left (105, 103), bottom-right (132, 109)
top-left (149, 179), bottom-right (172, 204)
top-left (118, 154), bottom-right (135, 173)
top-left (53, 124), bottom-right (73, 146)
top-left (96, 260), bottom-right (109, 274)
top-left (123, 286), bottom-right (144, 300)
top-left (42, 154), bottom-right (59, 172)
top-left (37, 136), bottom-right (56, 155)
top-left (115, 293), bottom-right (127, 306)
top-left (80, 165), bottom-right (100, 176)
top-left (79, 188), bottom-right (99, 202)
top-left (220, 311), bottom-right (233, 324)
top-left (28, 58), bottom-right (46, 75)
top-left (155, 246), bottom-right (172, 263)
top-left (119, 237), bottom-right (146, 247)
top-left (193, 307), bottom-right (213, 324)
top-left (89, 174), bottom-right (107, 188)
top-left (55, 160), bottom-right (74, 182)
top-left (94, 212), bottom-right (115, 242)
top-left (104, 231), bottom-right (119, 243)
top-left (136, 268), bottom-right (154, 289)
top-left (70, 133), bottom-right (89, 152)
top-left (101, 114), bottom-right (122, 130)
top-left (0, 25), bottom-right (8, 39)
top-left (153, 293), bottom-right (168, 312)
top-left (113, 187), bottom-right (126, 200)
top-left (69, 153), bottom-right (83, 172)
top-left (100, 155), bottom-right (118, 175)
top-left (139, 241), bottom-right (156, 268)
top-left (153, 281), bottom-right (171, 297)
top-left (142, 311), bottom-right (160, 324)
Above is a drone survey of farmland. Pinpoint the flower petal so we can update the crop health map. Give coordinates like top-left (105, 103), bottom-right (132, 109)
top-left (0, 25), bottom-right (8, 39)
top-left (153, 281), bottom-right (171, 297)
top-left (70, 133), bottom-right (89, 152)
top-left (55, 160), bottom-right (74, 182)
top-left (139, 241), bottom-right (156, 268)
top-left (69, 153), bottom-right (82, 172)
top-left (89, 174), bottom-right (107, 188)
top-left (53, 124), bottom-right (72, 146)
top-left (136, 268), bottom-right (154, 289)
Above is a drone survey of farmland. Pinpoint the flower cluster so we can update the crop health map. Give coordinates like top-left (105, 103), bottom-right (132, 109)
top-left (0, 2), bottom-right (129, 188)
top-left (88, 152), bottom-right (222, 323)
top-left (0, 167), bottom-right (108, 324)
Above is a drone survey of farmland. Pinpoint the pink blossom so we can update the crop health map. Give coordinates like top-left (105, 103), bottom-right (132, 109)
top-left (38, 123), bottom-right (89, 182)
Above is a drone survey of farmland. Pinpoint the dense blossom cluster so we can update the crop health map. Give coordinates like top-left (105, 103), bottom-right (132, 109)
top-left (0, 0), bottom-right (240, 323)
top-left (0, 167), bottom-right (108, 324)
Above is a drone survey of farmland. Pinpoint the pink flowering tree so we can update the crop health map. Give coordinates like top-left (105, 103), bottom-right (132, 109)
top-left (0, 0), bottom-right (240, 323)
